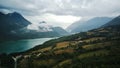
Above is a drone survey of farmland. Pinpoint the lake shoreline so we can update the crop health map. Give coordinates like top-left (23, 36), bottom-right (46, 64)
top-left (0, 38), bottom-right (54, 54)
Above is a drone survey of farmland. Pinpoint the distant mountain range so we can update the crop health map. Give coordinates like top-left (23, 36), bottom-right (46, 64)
top-left (0, 12), bottom-right (69, 42)
top-left (67, 17), bottom-right (113, 33)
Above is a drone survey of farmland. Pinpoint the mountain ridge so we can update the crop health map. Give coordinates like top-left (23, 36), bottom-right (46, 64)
top-left (67, 17), bottom-right (113, 33)
top-left (102, 15), bottom-right (120, 27)
top-left (0, 12), bottom-right (69, 42)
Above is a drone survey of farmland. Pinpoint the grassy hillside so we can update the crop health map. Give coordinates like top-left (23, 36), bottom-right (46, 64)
top-left (16, 26), bottom-right (120, 68)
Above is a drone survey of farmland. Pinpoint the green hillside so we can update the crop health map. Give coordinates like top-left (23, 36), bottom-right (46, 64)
top-left (16, 25), bottom-right (120, 68)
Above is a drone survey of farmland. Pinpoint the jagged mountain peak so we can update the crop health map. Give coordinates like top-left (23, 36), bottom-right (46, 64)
top-left (0, 11), bottom-right (22, 16)
top-left (0, 11), bottom-right (31, 32)
top-left (7, 12), bottom-right (23, 18)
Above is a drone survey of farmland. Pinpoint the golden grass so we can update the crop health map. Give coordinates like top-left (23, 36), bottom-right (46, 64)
top-left (53, 59), bottom-right (72, 68)
top-left (99, 30), bottom-right (109, 32)
top-left (54, 48), bottom-right (74, 55)
top-left (87, 32), bottom-right (95, 35)
top-left (82, 42), bottom-right (112, 50)
top-left (83, 37), bottom-right (106, 43)
top-left (31, 41), bottom-right (80, 54)
top-left (59, 59), bottom-right (72, 66)
top-left (54, 42), bottom-right (69, 49)
top-left (38, 46), bottom-right (52, 52)
top-left (54, 41), bottom-right (79, 50)
top-left (30, 47), bottom-right (52, 54)
top-left (33, 59), bottom-right (56, 66)
top-left (78, 49), bottom-right (109, 59)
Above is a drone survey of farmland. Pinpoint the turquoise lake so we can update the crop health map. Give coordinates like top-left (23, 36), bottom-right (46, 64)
top-left (0, 38), bottom-right (53, 54)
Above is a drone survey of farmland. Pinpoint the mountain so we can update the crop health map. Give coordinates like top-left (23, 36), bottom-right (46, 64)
top-left (67, 17), bottom-right (112, 33)
top-left (0, 12), bottom-right (70, 42)
top-left (102, 15), bottom-right (120, 27)
top-left (13, 21), bottom-right (69, 38)
top-left (66, 20), bottom-right (85, 32)
top-left (0, 12), bottom-right (31, 41)
top-left (0, 12), bottom-right (31, 32)
top-left (52, 27), bottom-right (69, 36)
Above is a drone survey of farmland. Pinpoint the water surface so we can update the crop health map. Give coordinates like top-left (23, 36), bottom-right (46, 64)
top-left (0, 38), bottom-right (53, 54)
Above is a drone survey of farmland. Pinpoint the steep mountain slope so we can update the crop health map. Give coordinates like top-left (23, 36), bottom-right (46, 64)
top-left (52, 27), bottom-right (69, 36)
top-left (66, 20), bottom-right (85, 32)
top-left (0, 12), bottom-right (31, 42)
top-left (67, 17), bottom-right (112, 33)
top-left (102, 15), bottom-right (120, 27)
top-left (0, 12), bottom-right (31, 33)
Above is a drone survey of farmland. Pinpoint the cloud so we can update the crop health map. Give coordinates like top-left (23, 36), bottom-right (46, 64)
top-left (0, 0), bottom-right (120, 16)
top-left (0, 0), bottom-right (120, 28)
top-left (25, 13), bottom-right (81, 29)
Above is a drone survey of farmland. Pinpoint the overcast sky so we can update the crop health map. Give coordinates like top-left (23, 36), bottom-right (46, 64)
top-left (0, 0), bottom-right (120, 29)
